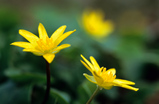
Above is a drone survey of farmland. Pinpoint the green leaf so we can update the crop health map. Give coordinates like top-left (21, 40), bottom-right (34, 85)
top-left (113, 36), bottom-right (145, 80)
top-left (0, 81), bottom-right (32, 104)
top-left (49, 88), bottom-right (71, 104)
top-left (75, 80), bottom-right (96, 104)
top-left (4, 69), bottom-right (54, 85)
top-left (31, 85), bottom-right (71, 104)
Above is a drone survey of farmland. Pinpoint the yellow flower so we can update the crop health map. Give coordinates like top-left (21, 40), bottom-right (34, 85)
top-left (82, 9), bottom-right (114, 38)
top-left (11, 23), bottom-right (76, 63)
top-left (80, 55), bottom-right (139, 91)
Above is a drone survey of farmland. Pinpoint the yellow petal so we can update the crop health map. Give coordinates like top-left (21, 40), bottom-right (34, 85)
top-left (92, 71), bottom-right (103, 85)
top-left (80, 60), bottom-right (92, 72)
top-left (116, 84), bottom-right (139, 91)
top-left (82, 9), bottom-right (113, 37)
top-left (113, 79), bottom-right (135, 85)
top-left (43, 54), bottom-right (55, 63)
top-left (19, 29), bottom-right (39, 45)
top-left (102, 83), bottom-right (113, 90)
top-left (83, 73), bottom-right (97, 84)
top-left (81, 54), bottom-right (94, 70)
top-left (54, 29), bottom-right (76, 46)
top-left (23, 48), bottom-right (42, 54)
top-left (90, 56), bottom-right (100, 71)
top-left (106, 68), bottom-right (116, 76)
top-left (10, 42), bottom-right (33, 49)
top-left (53, 44), bottom-right (70, 52)
top-left (33, 52), bottom-right (44, 56)
top-left (38, 23), bottom-right (49, 40)
top-left (51, 25), bottom-right (66, 42)
top-left (103, 20), bottom-right (114, 35)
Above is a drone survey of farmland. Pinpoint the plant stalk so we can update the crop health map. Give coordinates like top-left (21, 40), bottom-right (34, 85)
top-left (86, 86), bottom-right (101, 104)
top-left (42, 61), bottom-right (51, 104)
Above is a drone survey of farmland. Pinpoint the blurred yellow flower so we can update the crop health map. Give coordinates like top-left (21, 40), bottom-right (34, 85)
top-left (11, 23), bottom-right (76, 63)
top-left (80, 55), bottom-right (139, 91)
top-left (82, 9), bottom-right (114, 38)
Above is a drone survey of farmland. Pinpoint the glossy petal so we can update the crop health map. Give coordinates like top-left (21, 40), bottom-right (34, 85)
top-left (54, 29), bottom-right (76, 46)
top-left (113, 79), bottom-right (135, 85)
top-left (43, 54), bottom-right (55, 63)
top-left (38, 23), bottom-right (49, 40)
top-left (102, 84), bottom-right (113, 90)
top-left (115, 84), bottom-right (139, 91)
top-left (53, 44), bottom-right (70, 53)
top-left (83, 73), bottom-right (97, 84)
top-left (32, 52), bottom-right (44, 56)
top-left (80, 55), bottom-right (94, 70)
top-left (19, 29), bottom-right (39, 45)
top-left (23, 48), bottom-right (42, 53)
top-left (106, 68), bottom-right (116, 76)
top-left (11, 42), bottom-right (33, 49)
top-left (80, 60), bottom-right (92, 72)
top-left (90, 56), bottom-right (100, 71)
top-left (51, 25), bottom-right (66, 42)
top-left (92, 71), bottom-right (104, 85)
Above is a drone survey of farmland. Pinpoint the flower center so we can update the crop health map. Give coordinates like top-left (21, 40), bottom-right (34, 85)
top-left (97, 67), bottom-right (116, 82)
top-left (36, 37), bottom-right (55, 53)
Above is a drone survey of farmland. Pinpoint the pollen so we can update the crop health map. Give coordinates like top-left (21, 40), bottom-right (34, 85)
top-left (36, 37), bottom-right (55, 53)
top-left (100, 68), bottom-right (116, 82)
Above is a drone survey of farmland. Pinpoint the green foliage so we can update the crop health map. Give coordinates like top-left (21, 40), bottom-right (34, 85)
top-left (0, 7), bottom-right (20, 31)
top-left (0, 2), bottom-right (159, 104)
top-left (4, 69), bottom-right (54, 85)
top-left (75, 80), bottom-right (96, 104)
top-left (0, 81), bottom-right (31, 104)
top-left (31, 85), bottom-right (71, 104)
top-left (50, 88), bottom-right (71, 104)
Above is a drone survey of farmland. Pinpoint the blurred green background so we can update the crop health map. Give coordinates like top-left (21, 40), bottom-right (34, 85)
top-left (0, 0), bottom-right (159, 104)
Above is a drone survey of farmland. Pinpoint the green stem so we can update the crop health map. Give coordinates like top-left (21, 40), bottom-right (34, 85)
top-left (86, 86), bottom-right (101, 104)
top-left (42, 61), bottom-right (51, 104)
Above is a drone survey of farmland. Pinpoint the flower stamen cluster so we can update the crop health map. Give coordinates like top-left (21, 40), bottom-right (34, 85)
top-left (36, 37), bottom-right (54, 53)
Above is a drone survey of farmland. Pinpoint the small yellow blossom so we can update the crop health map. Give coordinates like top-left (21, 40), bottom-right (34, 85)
top-left (82, 9), bottom-right (114, 38)
top-left (80, 55), bottom-right (139, 91)
top-left (11, 23), bottom-right (76, 63)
